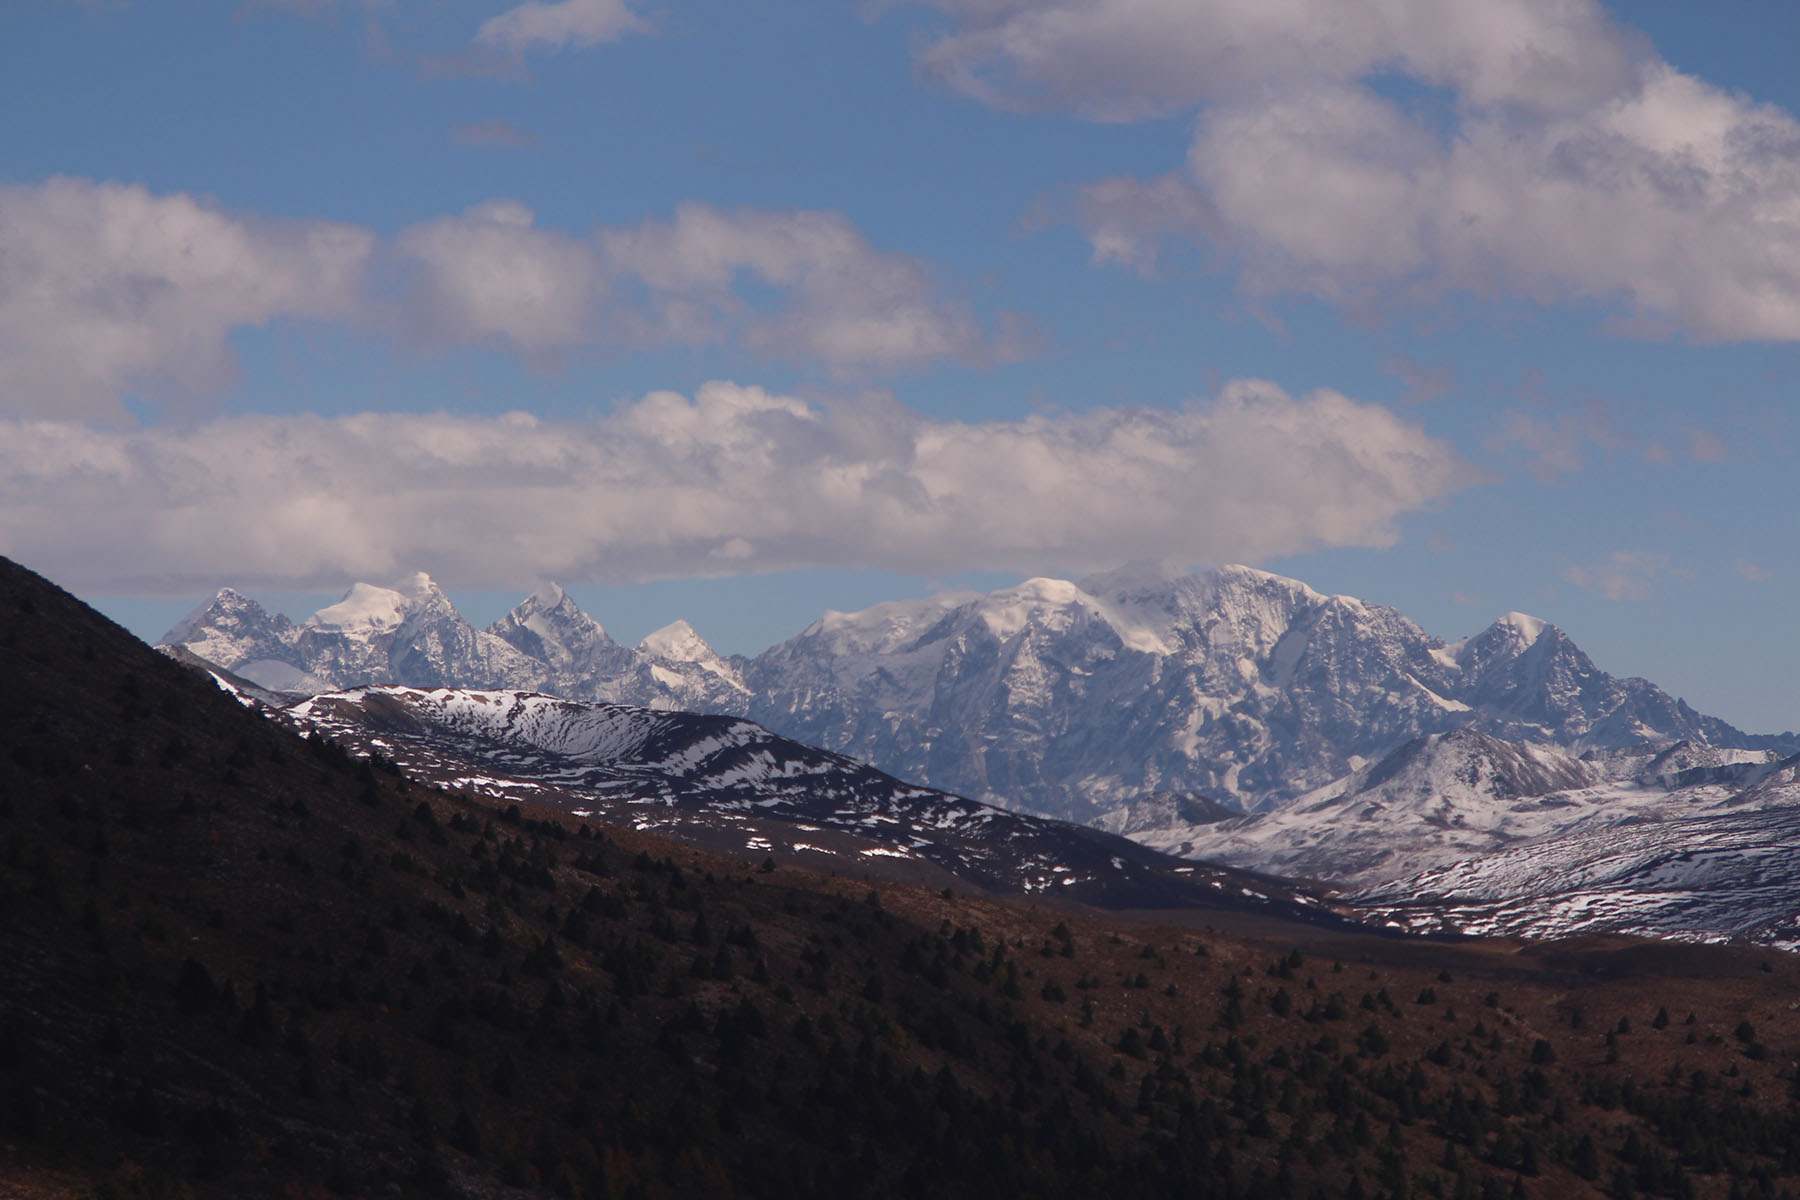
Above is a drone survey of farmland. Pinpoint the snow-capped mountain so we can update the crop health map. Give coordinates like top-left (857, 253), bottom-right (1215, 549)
top-left (745, 563), bottom-right (1791, 820)
top-left (164, 562), bottom-right (1794, 822)
top-left (166, 574), bottom-right (749, 715)
top-left (295, 573), bottom-right (545, 692)
top-left (271, 683), bottom-right (1341, 918)
top-left (484, 582), bottom-right (635, 692)
top-left (485, 584), bottom-right (750, 712)
top-left (161, 587), bottom-right (316, 693)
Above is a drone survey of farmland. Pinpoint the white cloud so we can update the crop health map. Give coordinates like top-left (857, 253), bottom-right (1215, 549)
top-left (0, 178), bottom-right (374, 422)
top-left (911, 0), bottom-right (1635, 121)
top-left (600, 205), bottom-right (1027, 370)
top-left (1182, 71), bottom-right (1800, 337)
top-left (1074, 173), bottom-right (1214, 275)
top-left (1735, 559), bottom-right (1772, 583)
top-left (909, 0), bottom-right (1800, 341)
top-left (0, 182), bottom-right (1012, 417)
top-left (474, 0), bottom-right (648, 55)
top-left (394, 200), bottom-right (607, 357)
top-left (1562, 550), bottom-right (1677, 601)
top-left (0, 379), bottom-right (1467, 591)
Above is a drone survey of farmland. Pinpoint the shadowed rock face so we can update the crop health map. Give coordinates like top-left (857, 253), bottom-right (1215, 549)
top-left (164, 564), bottom-right (1795, 822)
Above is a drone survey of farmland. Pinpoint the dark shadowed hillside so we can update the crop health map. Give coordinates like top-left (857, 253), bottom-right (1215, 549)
top-left (9, 555), bottom-right (1800, 1200)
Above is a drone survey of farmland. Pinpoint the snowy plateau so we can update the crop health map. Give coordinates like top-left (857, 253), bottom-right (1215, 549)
top-left (165, 562), bottom-right (1800, 947)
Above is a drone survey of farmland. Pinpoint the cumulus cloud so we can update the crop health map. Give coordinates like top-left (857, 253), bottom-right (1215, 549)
top-left (0, 178), bottom-right (374, 422)
top-left (0, 379), bottom-right (1467, 592)
top-left (474, 0), bottom-right (648, 55)
top-left (1562, 550), bottom-right (1679, 601)
top-left (600, 205), bottom-right (1029, 370)
top-left (910, 0), bottom-right (1635, 121)
top-left (386, 200), bottom-right (1019, 370)
top-left (1182, 72), bottom-right (1800, 335)
top-left (393, 200), bottom-right (607, 357)
top-left (0, 181), bottom-right (1012, 417)
top-left (906, 0), bottom-right (1800, 341)
top-left (1074, 173), bottom-right (1214, 275)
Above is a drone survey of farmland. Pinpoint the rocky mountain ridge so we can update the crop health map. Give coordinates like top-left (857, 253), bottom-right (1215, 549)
top-left (163, 563), bottom-right (1795, 822)
top-left (166, 573), bottom-right (749, 715)
top-left (248, 681), bottom-right (1341, 917)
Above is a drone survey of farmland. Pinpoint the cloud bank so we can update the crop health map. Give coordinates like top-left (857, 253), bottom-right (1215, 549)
top-left (0, 180), bottom-right (1018, 421)
top-left (0, 179), bottom-right (375, 423)
top-left (0, 380), bottom-right (1466, 592)
top-left (910, 0), bottom-right (1800, 341)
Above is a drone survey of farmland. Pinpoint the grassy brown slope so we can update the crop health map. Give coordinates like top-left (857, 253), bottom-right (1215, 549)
top-left (6, 556), bottom-right (1800, 1200)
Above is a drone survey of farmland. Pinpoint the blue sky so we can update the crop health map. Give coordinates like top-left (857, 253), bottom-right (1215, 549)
top-left (3, 0), bottom-right (1799, 734)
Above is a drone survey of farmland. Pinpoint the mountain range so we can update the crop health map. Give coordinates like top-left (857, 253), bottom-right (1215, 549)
top-left (161, 562), bottom-right (1800, 950)
top-left (165, 563), bottom-right (1795, 823)
top-left (164, 573), bottom-right (750, 714)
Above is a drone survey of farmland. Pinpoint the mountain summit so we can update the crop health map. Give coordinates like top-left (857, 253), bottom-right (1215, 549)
top-left (745, 565), bottom-right (1790, 819)
top-left (163, 574), bottom-right (747, 714)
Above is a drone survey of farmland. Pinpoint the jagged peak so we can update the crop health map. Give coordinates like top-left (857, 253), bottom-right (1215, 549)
top-left (640, 619), bottom-right (716, 663)
top-left (190, 585), bottom-right (255, 614)
top-left (503, 580), bottom-right (581, 622)
top-left (159, 586), bottom-right (273, 644)
top-left (305, 582), bottom-right (409, 632)
top-left (1447, 610), bottom-right (1563, 670)
top-left (529, 581), bottom-right (566, 611)
top-left (1494, 611), bottom-right (1551, 645)
top-left (495, 582), bottom-right (610, 647)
